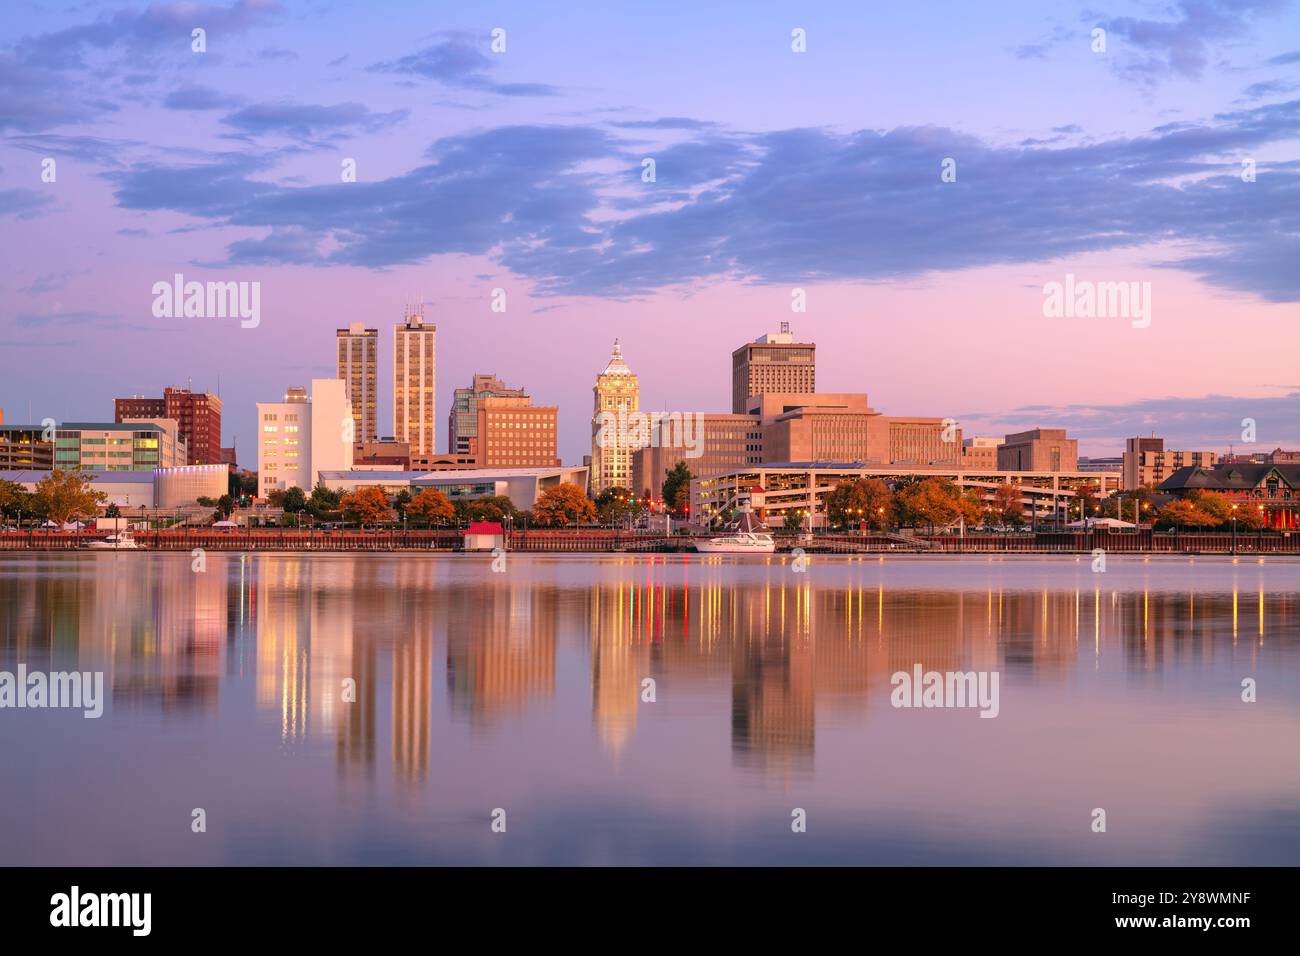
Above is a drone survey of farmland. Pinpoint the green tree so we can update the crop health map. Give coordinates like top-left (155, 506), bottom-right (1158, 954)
top-left (33, 470), bottom-right (107, 526)
top-left (308, 483), bottom-right (343, 519)
top-left (216, 494), bottom-right (235, 518)
top-left (454, 495), bottom-right (518, 524)
top-left (0, 479), bottom-right (26, 519)
top-left (596, 486), bottom-right (642, 525)
top-left (282, 486), bottom-right (308, 513)
top-left (105, 503), bottom-right (121, 519)
top-left (661, 462), bottom-right (693, 516)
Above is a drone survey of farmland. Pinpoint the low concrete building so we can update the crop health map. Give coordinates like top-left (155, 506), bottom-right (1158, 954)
top-left (0, 464), bottom-right (226, 510)
top-left (1122, 436), bottom-right (1217, 490)
top-left (318, 465), bottom-right (590, 513)
top-left (962, 437), bottom-right (1003, 469)
top-left (691, 463), bottom-right (1118, 529)
top-left (0, 426), bottom-right (54, 470)
top-left (998, 428), bottom-right (1077, 472)
top-left (745, 393), bottom-right (960, 467)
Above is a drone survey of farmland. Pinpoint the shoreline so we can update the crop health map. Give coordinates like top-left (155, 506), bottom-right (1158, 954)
top-left (1, 547), bottom-right (1295, 559)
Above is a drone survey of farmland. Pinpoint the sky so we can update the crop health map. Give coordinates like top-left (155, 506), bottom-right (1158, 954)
top-left (1, 0), bottom-right (1298, 465)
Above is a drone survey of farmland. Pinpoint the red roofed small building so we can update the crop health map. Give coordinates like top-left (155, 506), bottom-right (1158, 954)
top-left (464, 521), bottom-right (505, 551)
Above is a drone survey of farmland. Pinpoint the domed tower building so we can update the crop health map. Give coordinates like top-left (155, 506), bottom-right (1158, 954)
top-left (590, 340), bottom-right (640, 495)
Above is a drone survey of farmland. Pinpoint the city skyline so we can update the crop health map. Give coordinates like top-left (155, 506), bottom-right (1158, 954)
top-left (2, 1), bottom-right (1299, 465)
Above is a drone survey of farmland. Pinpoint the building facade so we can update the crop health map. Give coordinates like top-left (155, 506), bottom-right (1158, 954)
top-left (255, 379), bottom-right (354, 496)
top-left (745, 393), bottom-right (959, 466)
top-left (1122, 436), bottom-right (1218, 490)
top-left (590, 340), bottom-right (640, 494)
top-left (336, 322), bottom-right (379, 444)
top-left (0, 465), bottom-right (226, 510)
top-left (998, 428), bottom-right (1077, 472)
top-left (317, 465), bottom-right (590, 513)
top-left (393, 307), bottom-right (436, 457)
top-left (962, 437), bottom-right (1004, 469)
top-left (114, 387), bottom-right (223, 465)
top-left (631, 413), bottom-right (765, 500)
top-left (731, 328), bottom-right (816, 414)
top-left (0, 426), bottom-right (54, 469)
top-left (449, 374), bottom-right (530, 457)
top-left (477, 395), bottom-right (560, 468)
top-left (1160, 463), bottom-right (1300, 529)
top-left (692, 464), bottom-right (1119, 529)
top-left (56, 421), bottom-right (188, 471)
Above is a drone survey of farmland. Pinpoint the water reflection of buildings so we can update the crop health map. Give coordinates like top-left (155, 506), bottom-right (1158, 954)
top-left (446, 584), bottom-right (556, 725)
top-left (2, 554), bottom-right (1294, 787)
top-left (576, 564), bottom-right (1295, 776)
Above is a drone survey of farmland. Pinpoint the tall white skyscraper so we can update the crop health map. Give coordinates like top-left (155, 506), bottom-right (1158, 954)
top-left (393, 306), bottom-right (436, 457)
top-left (256, 379), bottom-right (354, 496)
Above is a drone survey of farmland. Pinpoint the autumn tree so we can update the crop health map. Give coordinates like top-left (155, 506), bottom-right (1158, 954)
top-left (991, 483), bottom-right (1024, 524)
top-left (340, 486), bottom-right (393, 526)
top-left (406, 488), bottom-right (455, 527)
top-left (533, 483), bottom-right (597, 527)
top-left (895, 477), bottom-right (962, 532)
top-left (1232, 504), bottom-right (1266, 529)
top-left (33, 470), bottom-right (107, 526)
top-left (958, 488), bottom-right (985, 527)
top-left (1187, 490), bottom-right (1234, 526)
top-left (1154, 499), bottom-right (1217, 530)
top-left (825, 477), bottom-right (895, 529)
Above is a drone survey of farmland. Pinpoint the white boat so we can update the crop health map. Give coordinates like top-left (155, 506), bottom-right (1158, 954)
top-left (693, 530), bottom-right (776, 554)
top-left (85, 530), bottom-right (141, 550)
top-left (694, 505), bottom-right (777, 554)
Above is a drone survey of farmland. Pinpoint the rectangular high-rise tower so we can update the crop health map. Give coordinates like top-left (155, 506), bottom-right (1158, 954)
top-left (731, 327), bottom-right (816, 413)
top-left (336, 322), bottom-right (378, 444)
top-left (393, 306), bottom-right (436, 457)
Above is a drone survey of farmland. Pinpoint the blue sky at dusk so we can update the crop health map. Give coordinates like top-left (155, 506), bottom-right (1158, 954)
top-left (2, 0), bottom-right (1298, 463)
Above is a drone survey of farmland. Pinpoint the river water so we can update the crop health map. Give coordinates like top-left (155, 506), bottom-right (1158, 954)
top-left (1, 552), bottom-right (1297, 865)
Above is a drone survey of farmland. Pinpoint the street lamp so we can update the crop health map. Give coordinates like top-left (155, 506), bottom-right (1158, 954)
top-left (1231, 503), bottom-right (1238, 554)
